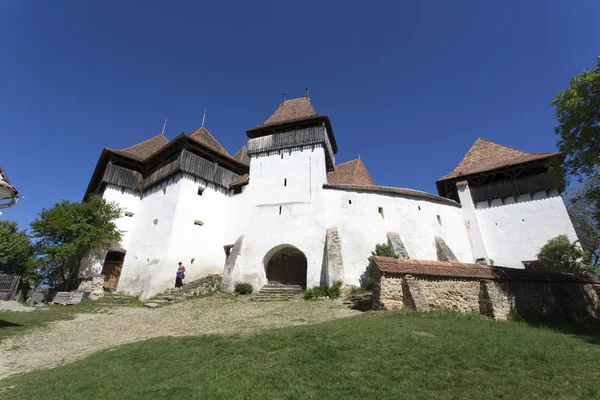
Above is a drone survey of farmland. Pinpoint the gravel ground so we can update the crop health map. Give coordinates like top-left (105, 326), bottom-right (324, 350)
top-left (0, 295), bottom-right (360, 380)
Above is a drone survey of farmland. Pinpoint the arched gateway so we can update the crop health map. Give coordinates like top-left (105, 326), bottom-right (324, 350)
top-left (264, 245), bottom-right (307, 288)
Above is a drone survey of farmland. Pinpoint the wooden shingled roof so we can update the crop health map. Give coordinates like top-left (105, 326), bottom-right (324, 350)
top-left (327, 159), bottom-right (375, 186)
top-left (247, 97), bottom-right (320, 131)
top-left (189, 126), bottom-right (234, 161)
top-left (438, 138), bottom-right (561, 182)
top-left (233, 145), bottom-right (250, 166)
top-left (107, 134), bottom-right (170, 162)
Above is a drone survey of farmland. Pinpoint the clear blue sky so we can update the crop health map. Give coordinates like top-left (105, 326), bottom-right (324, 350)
top-left (1, 1), bottom-right (599, 228)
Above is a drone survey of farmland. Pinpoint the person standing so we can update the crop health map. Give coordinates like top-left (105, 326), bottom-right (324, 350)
top-left (175, 262), bottom-right (186, 289)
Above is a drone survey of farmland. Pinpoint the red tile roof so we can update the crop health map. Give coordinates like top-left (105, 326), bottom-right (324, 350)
top-left (189, 126), bottom-right (234, 160)
top-left (438, 138), bottom-right (561, 181)
top-left (233, 145), bottom-right (250, 166)
top-left (327, 159), bottom-right (375, 186)
top-left (371, 257), bottom-right (600, 283)
top-left (107, 134), bottom-right (169, 162)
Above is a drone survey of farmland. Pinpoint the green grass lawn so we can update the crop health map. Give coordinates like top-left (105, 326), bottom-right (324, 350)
top-left (1, 310), bottom-right (599, 399)
top-left (0, 293), bottom-right (143, 342)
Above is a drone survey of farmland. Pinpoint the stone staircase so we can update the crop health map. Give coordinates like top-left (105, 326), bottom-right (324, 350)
top-left (143, 274), bottom-right (222, 308)
top-left (253, 285), bottom-right (304, 301)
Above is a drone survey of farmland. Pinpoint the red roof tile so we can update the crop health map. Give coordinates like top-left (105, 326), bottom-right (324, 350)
top-left (438, 138), bottom-right (561, 181)
top-left (108, 134), bottom-right (169, 162)
top-left (189, 126), bottom-right (234, 160)
top-left (327, 159), bottom-right (375, 186)
top-left (371, 257), bottom-right (599, 283)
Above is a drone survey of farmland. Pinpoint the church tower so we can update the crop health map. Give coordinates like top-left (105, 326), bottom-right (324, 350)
top-left (243, 89), bottom-right (338, 204)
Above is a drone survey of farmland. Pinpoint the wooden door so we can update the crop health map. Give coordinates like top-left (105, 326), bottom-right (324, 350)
top-left (102, 261), bottom-right (123, 291)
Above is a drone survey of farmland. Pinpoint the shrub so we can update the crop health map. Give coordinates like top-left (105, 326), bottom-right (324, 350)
top-left (328, 280), bottom-right (343, 298)
top-left (537, 235), bottom-right (596, 275)
top-left (234, 282), bottom-right (253, 295)
top-left (303, 281), bottom-right (343, 300)
top-left (360, 243), bottom-right (399, 289)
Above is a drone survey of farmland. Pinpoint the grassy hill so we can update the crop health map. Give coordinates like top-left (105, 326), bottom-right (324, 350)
top-left (1, 310), bottom-right (599, 399)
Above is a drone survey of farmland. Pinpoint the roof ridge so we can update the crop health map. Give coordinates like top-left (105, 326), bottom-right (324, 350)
top-left (475, 137), bottom-right (530, 155)
top-left (120, 133), bottom-right (167, 151)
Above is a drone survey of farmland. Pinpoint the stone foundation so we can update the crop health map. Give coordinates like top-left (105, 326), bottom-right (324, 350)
top-left (77, 275), bottom-right (105, 300)
top-left (371, 257), bottom-right (600, 321)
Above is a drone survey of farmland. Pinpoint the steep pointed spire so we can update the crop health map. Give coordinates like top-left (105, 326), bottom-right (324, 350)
top-left (189, 126), bottom-right (233, 159)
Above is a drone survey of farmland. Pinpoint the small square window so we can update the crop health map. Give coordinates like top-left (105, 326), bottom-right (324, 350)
top-left (152, 219), bottom-right (158, 225)
top-left (197, 187), bottom-right (204, 196)
top-left (348, 200), bottom-right (352, 205)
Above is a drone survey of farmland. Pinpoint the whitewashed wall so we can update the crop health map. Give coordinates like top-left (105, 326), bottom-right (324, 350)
top-left (323, 189), bottom-right (474, 285)
top-left (474, 189), bottom-right (578, 268)
top-left (224, 146), bottom-right (329, 290)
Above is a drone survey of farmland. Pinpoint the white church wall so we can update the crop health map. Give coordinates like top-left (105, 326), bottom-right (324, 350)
top-left (224, 147), bottom-right (330, 290)
top-left (166, 175), bottom-right (231, 284)
top-left (117, 178), bottom-right (181, 297)
top-left (474, 189), bottom-right (578, 268)
top-left (323, 189), bottom-right (474, 285)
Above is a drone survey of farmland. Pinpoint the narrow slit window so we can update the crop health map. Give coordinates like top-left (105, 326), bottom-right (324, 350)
top-left (284, 178), bottom-right (287, 187)
top-left (437, 215), bottom-right (442, 226)
top-left (194, 220), bottom-right (204, 226)
top-left (279, 206), bottom-right (282, 215)
top-left (378, 207), bottom-right (384, 219)
top-left (162, 188), bottom-right (167, 195)
top-left (418, 206), bottom-right (421, 211)
top-left (197, 187), bottom-right (204, 196)
top-left (348, 200), bottom-right (352, 205)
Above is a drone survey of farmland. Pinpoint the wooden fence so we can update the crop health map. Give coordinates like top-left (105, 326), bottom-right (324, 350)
top-left (0, 274), bottom-right (20, 301)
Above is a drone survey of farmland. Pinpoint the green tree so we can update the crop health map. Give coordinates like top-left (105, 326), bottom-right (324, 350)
top-left (0, 220), bottom-right (36, 276)
top-left (566, 179), bottom-right (600, 268)
top-left (360, 243), bottom-right (399, 288)
top-left (30, 198), bottom-right (122, 290)
top-left (537, 235), bottom-right (596, 276)
top-left (551, 57), bottom-right (600, 220)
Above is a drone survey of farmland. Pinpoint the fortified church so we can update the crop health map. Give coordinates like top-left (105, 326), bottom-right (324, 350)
top-left (84, 91), bottom-right (578, 299)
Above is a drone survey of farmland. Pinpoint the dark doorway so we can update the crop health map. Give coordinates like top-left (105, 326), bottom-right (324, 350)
top-left (101, 251), bottom-right (125, 291)
top-left (265, 247), bottom-right (307, 288)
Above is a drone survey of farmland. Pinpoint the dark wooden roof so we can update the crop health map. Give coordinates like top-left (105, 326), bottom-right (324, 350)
top-left (246, 96), bottom-right (338, 153)
top-left (107, 134), bottom-right (169, 162)
top-left (189, 126), bottom-right (235, 161)
top-left (438, 138), bottom-right (561, 182)
top-left (233, 145), bottom-right (250, 166)
top-left (327, 159), bottom-right (375, 186)
top-left (230, 173), bottom-right (249, 188)
top-left (323, 184), bottom-right (461, 207)
top-left (371, 257), bottom-right (600, 284)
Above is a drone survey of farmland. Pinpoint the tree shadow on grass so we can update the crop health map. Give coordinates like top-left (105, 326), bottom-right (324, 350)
top-left (0, 320), bottom-right (24, 329)
top-left (512, 313), bottom-right (600, 345)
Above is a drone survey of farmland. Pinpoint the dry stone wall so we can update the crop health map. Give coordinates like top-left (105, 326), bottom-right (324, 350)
top-left (371, 256), bottom-right (600, 321)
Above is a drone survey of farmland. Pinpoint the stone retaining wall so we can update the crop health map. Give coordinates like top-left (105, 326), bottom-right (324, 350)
top-left (371, 257), bottom-right (600, 321)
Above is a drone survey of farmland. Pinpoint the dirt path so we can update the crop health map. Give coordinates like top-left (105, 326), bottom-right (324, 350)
top-left (0, 295), bottom-right (360, 380)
